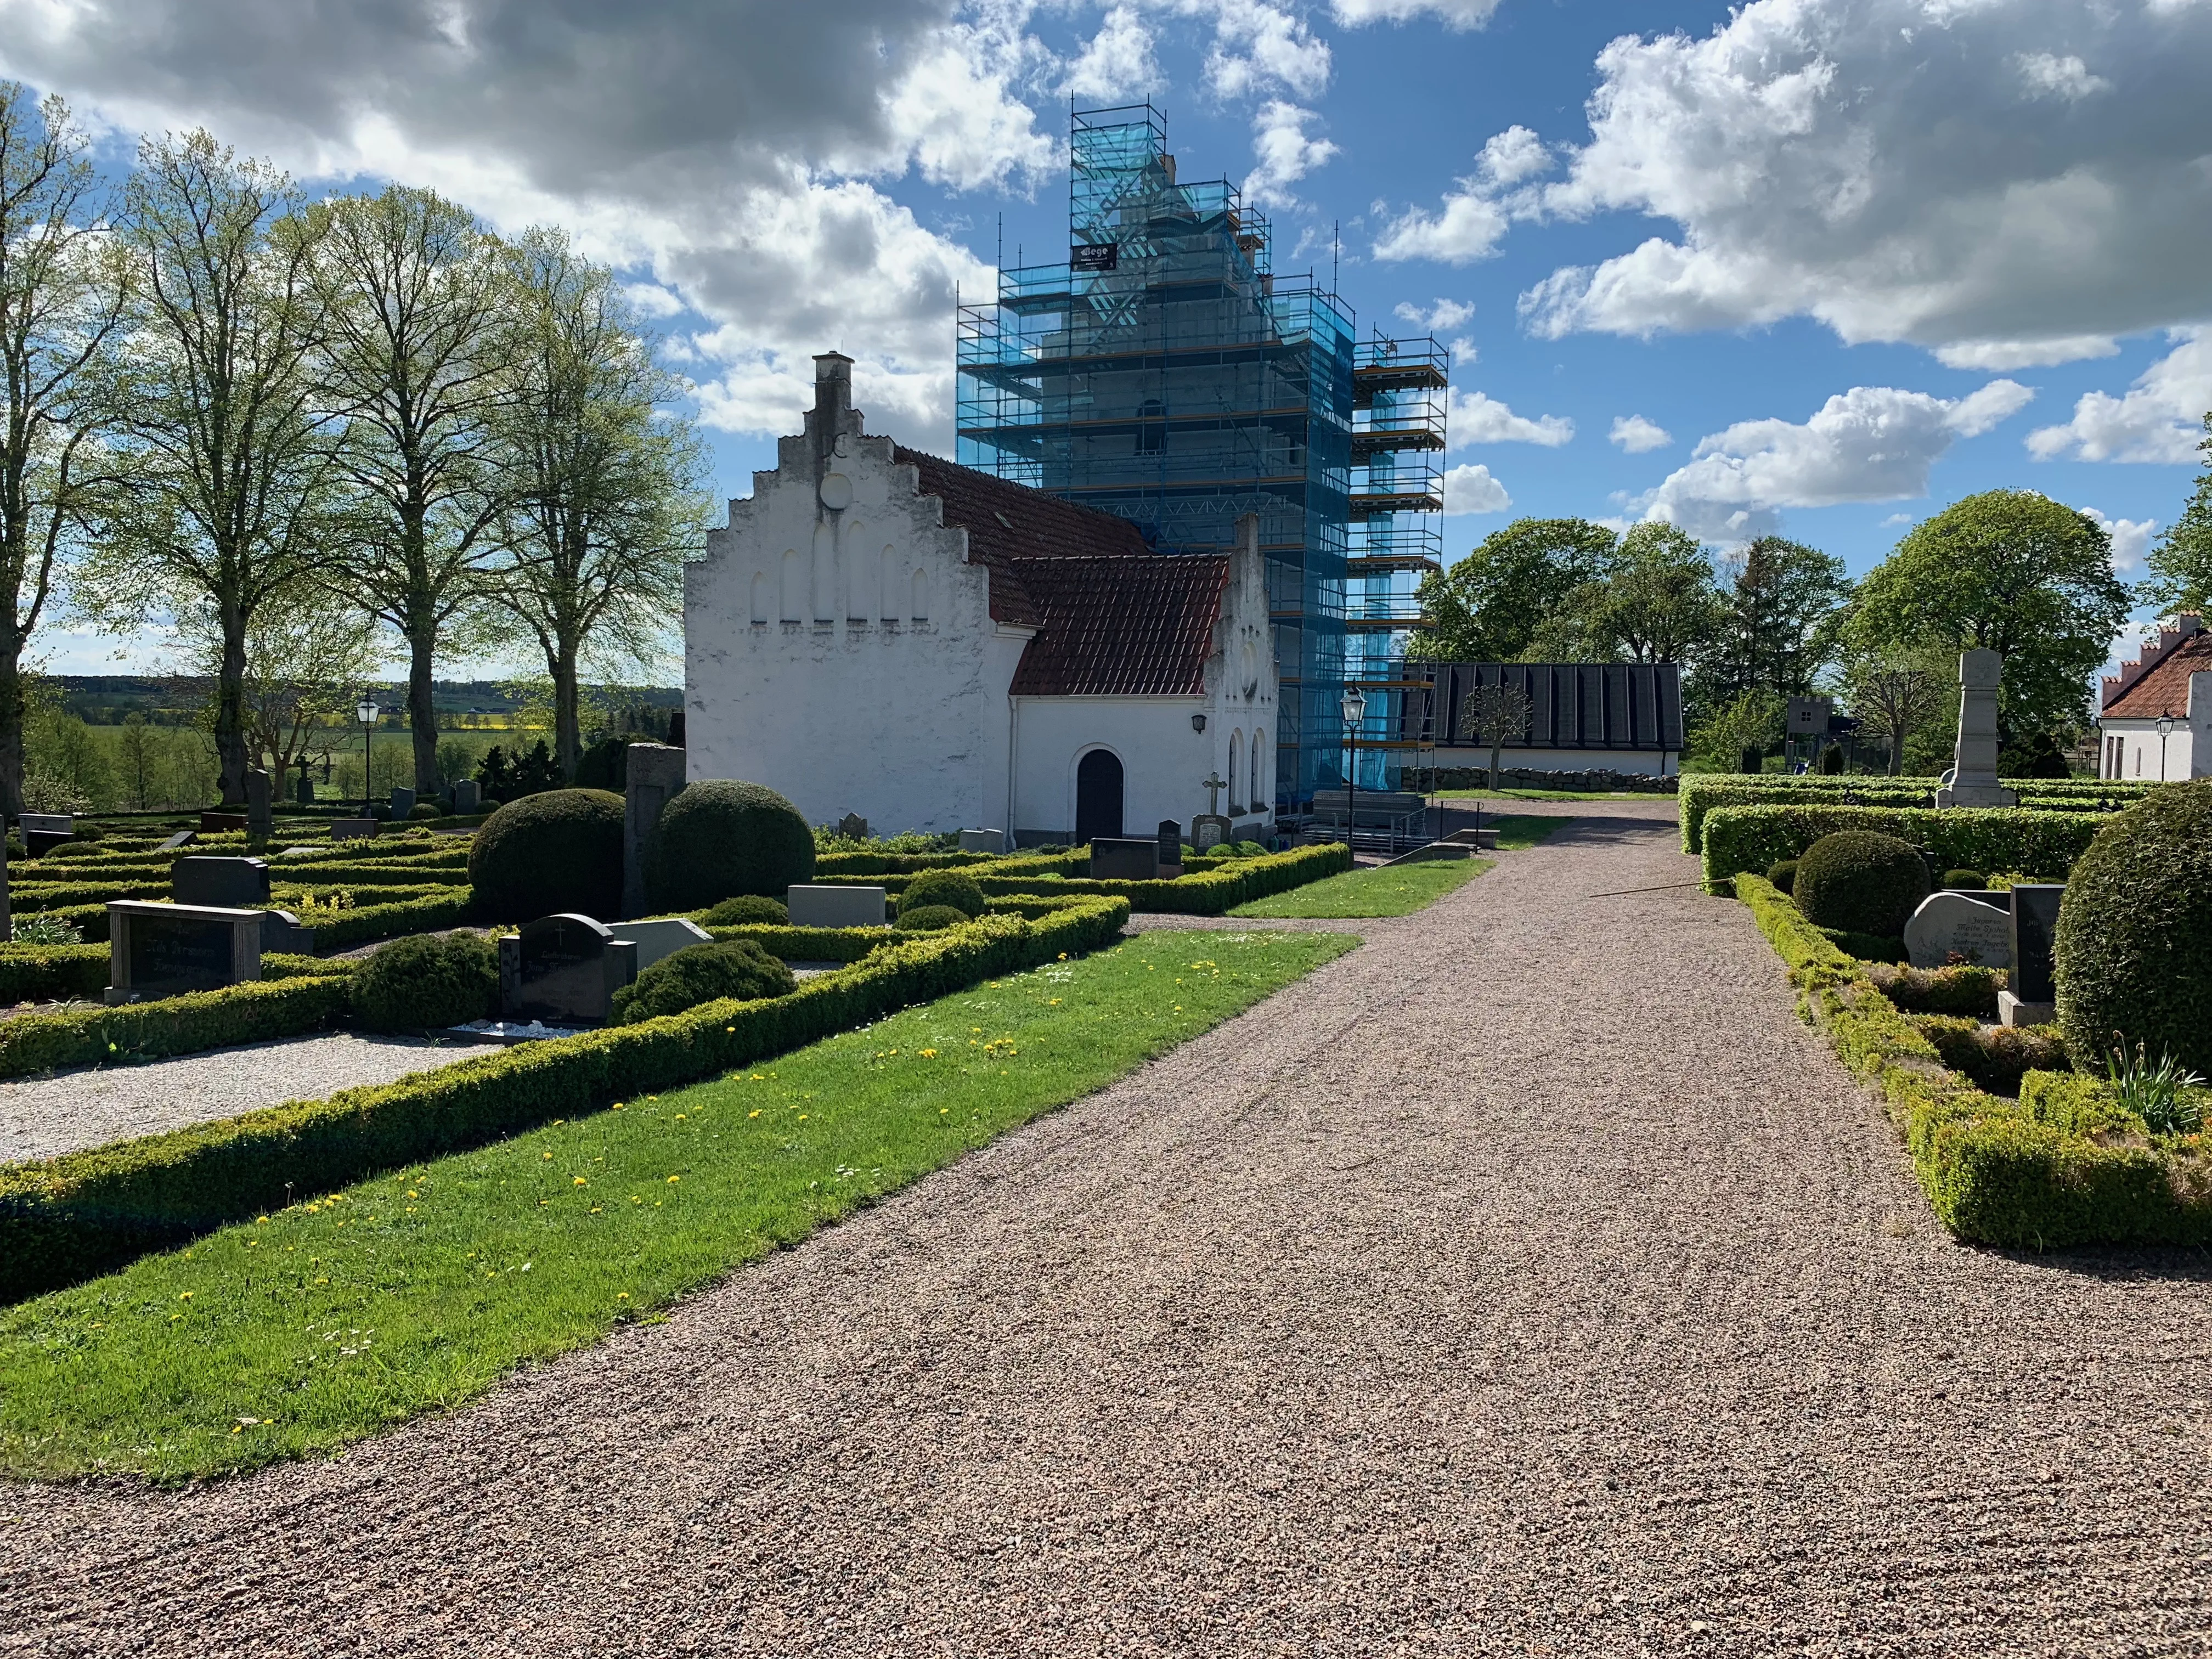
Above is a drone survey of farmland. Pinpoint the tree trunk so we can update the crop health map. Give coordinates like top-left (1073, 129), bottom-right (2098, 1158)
top-left (0, 643), bottom-right (25, 818)
top-left (550, 642), bottom-right (582, 783)
top-left (408, 622), bottom-right (441, 794)
top-left (1488, 740), bottom-right (1503, 793)
top-left (215, 612), bottom-right (251, 804)
top-left (1888, 733), bottom-right (1905, 776)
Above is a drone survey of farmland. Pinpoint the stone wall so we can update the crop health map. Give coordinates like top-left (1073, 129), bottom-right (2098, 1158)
top-left (1403, 766), bottom-right (1680, 795)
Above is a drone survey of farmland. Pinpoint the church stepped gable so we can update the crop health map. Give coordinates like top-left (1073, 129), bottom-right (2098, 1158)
top-left (1006, 555), bottom-right (1231, 697)
top-left (2104, 624), bottom-right (2212, 719)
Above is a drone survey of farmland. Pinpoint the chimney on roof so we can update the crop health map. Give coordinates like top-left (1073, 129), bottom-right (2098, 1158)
top-left (805, 351), bottom-right (861, 462)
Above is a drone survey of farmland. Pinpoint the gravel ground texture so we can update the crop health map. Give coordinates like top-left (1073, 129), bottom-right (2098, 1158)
top-left (0, 1031), bottom-right (488, 1164)
top-left (6, 799), bottom-right (2211, 1656)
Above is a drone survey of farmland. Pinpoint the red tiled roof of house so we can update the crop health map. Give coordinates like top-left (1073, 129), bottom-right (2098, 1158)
top-left (2105, 627), bottom-right (2212, 718)
top-left (1006, 555), bottom-right (1229, 697)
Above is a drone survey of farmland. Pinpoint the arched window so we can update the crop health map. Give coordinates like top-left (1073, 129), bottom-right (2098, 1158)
top-left (1251, 726), bottom-right (1267, 814)
top-left (780, 549), bottom-right (803, 622)
top-left (812, 532), bottom-right (835, 622)
top-left (843, 523), bottom-right (868, 621)
top-left (1227, 729), bottom-right (1244, 814)
top-left (882, 546), bottom-right (899, 620)
top-left (1076, 748), bottom-right (1124, 842)
top-left (749, 571), bottom-right (768, 624)
top-left (911, 566), bottom-right (929, 622)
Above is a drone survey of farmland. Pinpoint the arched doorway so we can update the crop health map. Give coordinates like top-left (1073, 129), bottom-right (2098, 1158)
top-left (1075, 748), bottom-right (1124, 842)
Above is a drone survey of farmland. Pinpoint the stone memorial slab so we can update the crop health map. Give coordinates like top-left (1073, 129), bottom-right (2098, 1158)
top-left (787, 885), bottom-right (887, 928)
top-left (158, 830), bottom-right (198, 853)
top-left (611, 916), bottom-right (712, 973)
top-left (622, 743), bottom-right (686, 919)
top-left (837, 812), bottom-right (868, 840)
top-left (1191, 814), bottom-right (1231, 851)
top-left (1157, 820), bottom-right (1183, 879)
top-left (1090, 837), bottom-right (1160, 881)
top-left (2008, 884), bottom-right (2064, 1006)
top-left (501, 913), bottom-right (637, 1024)
top-left (261, 909), bottom-right (313, 955)
top-left (957, 828), bottom-right (1004, 854)
top-left (1935, 648), bottom-right (2019, 809)
top-left (200, 810), bottom-right (248, 834)
top-left (246, 769), bottom-right (273, 837)
top-left (294, 768), bottom-right (315, 805)
top-left (1, 831), bottom-right (10, 944)
top-left (20, 812), bottom-right (72, 857)
top-left (451, 778), bottom-right (480, 814)
top-left (391, 786), bottom-right (416, 819)
top-left (173, 855), bottom-right (272, 909)
top-left (105, 900), bottom-right (263, 1003)
top-left (330, 817), bottom-right (379, 842)
top-left (1903, 891), bottom-right (2012, 969)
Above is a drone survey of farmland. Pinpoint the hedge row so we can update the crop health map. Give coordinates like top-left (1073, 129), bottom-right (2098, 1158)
top-left (698, 924), bottom-right (888, 961)
top-left (306, 889), bottom-right (476, 950)
top-left (1735, 873), bottom-right (2212, 1247)
top-left (1678, 775), bottom-right (2143, 853)
top-left (9, 881), bottom-right (170, 907)
top-left (0, 944), bottom-right (111, 1005)
top-left (815, 842), bottom-right (1351, 913)
top-left (0, 896), bottom-right (1131, 1300)
top-left (1700, 804), bottom-right (2108, 885)
top-left (0, 973), bottom-right (353, 1084)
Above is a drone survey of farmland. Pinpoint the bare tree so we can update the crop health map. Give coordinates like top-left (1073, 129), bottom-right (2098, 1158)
top-left (83, 131), bottom-right (336, 803)
top-left (306, 185), bottom-right (508, 793)
top-left (1837, 644), bottom-right (1950, 775)
top-left (1462, 679), bottom-right (1533, 793)
top-left (484, 229), bottom-right (705, 778)
top-left (0, 85), bottom-right (128, 814)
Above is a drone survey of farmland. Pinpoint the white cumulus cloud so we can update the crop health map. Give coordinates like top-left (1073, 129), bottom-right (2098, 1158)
top-left (1645, 380), bottom-right (2036, 540)
top-left (1609, 414), bottom-right (1672, 453)
top-left (1244, 100), bottom-right (1338, 208)
top-left (2014, 52), bottom-right (2109, 100)
top-left (1442, 462), bottom-right (1511, 515)
top-left (1331, 0), bottom-right (1502, 27)
top-left (1450, 387), bottom-right (1573, 447)
top-left (2085, 508), bottom-right (2159, 573)
top-left (1205, 0), bottom-right (1333, 100)
top-left (1394, 298), bottom-right (1475, 333)
top-left (1065, 5), bottom-right (1161, 102)
top-left (1372, 126), bottom-right (1549, 263)
top-left (2026, 328), bottom-right (2212, 464)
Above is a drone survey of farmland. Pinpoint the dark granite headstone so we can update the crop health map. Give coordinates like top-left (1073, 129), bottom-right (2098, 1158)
top-left (452, 778), bottom-right (481, 814)
top-left (2009, 884), bottom-right (2065, 1004)
top-left (1090, 837), bottom-right (1160, 881)
top-left (330, 817), bottom-right (379, 841)
top-left (21, 812), bottom-right (72, 857)
top-left (504, 913), bottom-right (638, 1024)
top-left (838, 812), bottom-right (868, 840)
top-left (158, 830), bottom-right (198, 852)
top-left (261, 909), bottom-right (314, 954)
top-left (105, 900), bottom-right (263, 1003)
top-left (1191, 814), bottom-right (1231, 851)
top-left (173, 855), bottom-right (272, 909)
top-left (1157, 820), bottom-right (1183, 878)
top-left (294, 767), bottom-right (315, 805)
top-left (246, 769), bottom-right (273, 837)
top-left (200, 810), bottom-right (248, 834)
top-left (391, 785), bottom-right (416, 819)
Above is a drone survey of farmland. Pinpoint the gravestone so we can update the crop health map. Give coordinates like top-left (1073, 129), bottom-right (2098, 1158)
top-left (200, 810), bottom-right (247, 834)
top-left (1157, 820), bottom-right (1183, 878)
top-left (610, 916), bottom-right (712, 974)
top-left (261, 909), bottom-right (313, 955)
top-left (20, 812), bottom-right (72, 857)
top-left (787, 885), bottom-right (887, 928)
top-left (1935, 649), bottom-right (2019, 809)
top-left (330, 817), bottom-right (379, 842)
top-left (158, 830), bottom-right (197, 853)
top-left (0, 830), bottom-right (9, 943)
top-left (957, 828), bottom-right (1004, 854)
top-left (1091, 837), bottom-right (1160, 881)
top-left (105, 900), bottom-right (263, 1003)
top-left (246, 769), bottom-right (273, 838)
top-left (1903, 891), bottom-right (2012, 970)
top-left (2001, 883), bottom-right (2064, 1026)
top-left (391, 785), bottom-right (416, 819)
top-left (621, 743), bottom-right (686, 919)
top-left (451, 778), bottom-right (481, 814)
top-left (500, 913), bottom-right (637, 1024)
top-left (837, 812), bottom-right (868, 841)
top-left (294, 767), bottom-right (315, 805)
top-left (1192, 814), bottom-right (1231, 851)
top-left (172, 855), bottom-right (272, 909)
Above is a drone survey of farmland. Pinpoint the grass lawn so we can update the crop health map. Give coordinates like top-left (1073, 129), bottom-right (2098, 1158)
top-left (0, 928), bottom-right (1354, 1484)
top-left (1231, 816), bottom-right (1571, 918)
top-left (1434, 786), bottom-right (1677, 802)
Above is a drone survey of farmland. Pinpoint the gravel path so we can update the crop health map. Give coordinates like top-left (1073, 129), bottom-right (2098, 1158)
top-left (7, 802), bottom-right (2211, 1655)
top-left (0, 1032), bottom-right (489, 1164)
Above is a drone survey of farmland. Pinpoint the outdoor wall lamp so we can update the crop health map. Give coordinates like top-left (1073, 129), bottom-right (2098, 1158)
top-left (1191, 714), bottom-right (1206, 731)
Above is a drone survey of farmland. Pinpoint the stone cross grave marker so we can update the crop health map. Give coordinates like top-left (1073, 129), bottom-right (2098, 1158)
top-left (1202, 772), bottom-right (1229, 815)
top-left (500, 913), bottom-right (638, 1025)
top-left (787, 885), bottom-right (887, 928)
top-left (246, 769), bottom-right (273, 837)
top-left (1090, 837), bottom-right (1160, 881)
top-left (837, 812), bottom-right (868, 840)
top-left (105, 900), bottom-right (264, 1003)
top-left (1936, 648), bottom-right (2019, 809)
top-left (1903, 891), bottom-right (2012, 970)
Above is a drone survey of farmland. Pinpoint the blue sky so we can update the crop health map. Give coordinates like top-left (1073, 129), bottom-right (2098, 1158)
top-left (5, 0), bottom-right (2207, 673)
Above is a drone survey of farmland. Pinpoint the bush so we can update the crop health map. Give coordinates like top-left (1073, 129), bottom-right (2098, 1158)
top-left (468, 788), bottom-right (625, 921)
top-left (896, 904), bottom-right (969, 933)
top-left (10, 914), bottom-right (84, 947)
top-left (610, 939), bottom-right (795, 1024)
top-left (1816, 743), bottom-right (1846, 775)
top-left (699, 894), bottom-right (788, 926)
top-left (1696, 802), bottom-right (2113, 885)
top-left (1910, 1014), bottom-right (2068, 1095)
top-left (1865, 962), bottom-right (2004, 1017)
top-left (0, 974), bottom-right (352, 1084)
top-left (641, 780), bottom-right (814, 912)
top-left (1792, 831), bottom-right (1930, 938)
top-left (899, 868), bottom-right (988, 919)
top-left (2054, 781), bottom-right (2212, 1079)
top-left (1765, 858), bottom-right (1798, 894)
top-left (351, 932), bottom-right (498, 1032)
top-left (408, 800), bottom-right (441, 821)
top-left (1941, 868), bottom-right (1986, 889)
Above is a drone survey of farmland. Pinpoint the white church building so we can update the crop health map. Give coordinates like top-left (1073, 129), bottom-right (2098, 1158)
top-left (684, 354), bottom-right (1278, 844)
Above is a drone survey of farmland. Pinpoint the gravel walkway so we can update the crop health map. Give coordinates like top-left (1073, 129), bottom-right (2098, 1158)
top-left (0, 1032), bottom-right (489, 1164)
top-left (7, 802), bottom-right (2210, 1655)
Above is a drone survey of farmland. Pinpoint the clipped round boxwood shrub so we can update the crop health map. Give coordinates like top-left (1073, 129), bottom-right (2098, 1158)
top-left (701, 894), bottom-right (789, 926)
top-left (468, 788), bottom-right (625, 920)
top-left (898, 868), bottom-right (987, 919)
top-left (409, 800), bottom-right (442, 821)
top-left (610, 939), bottom-right (795, 1025)
top-left (1765, 858), bottom-right (1798, 894)
top-left (642, 780), bottom-right (814, 912)
top-left (1792, 831), bottom-right (1930, 939)
top-left (352, 932), bottom-right (498, 1031)
top-left (2054, 781), bottom-right (2212, 1077)
top-left (895, 904), bottom-right (968, 933)
top-left (1942, 868), bottom-right (1987, 890)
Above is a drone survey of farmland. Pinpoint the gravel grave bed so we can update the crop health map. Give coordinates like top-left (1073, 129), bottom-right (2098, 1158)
top-left (4, 798), bottom-right (2208, 1655)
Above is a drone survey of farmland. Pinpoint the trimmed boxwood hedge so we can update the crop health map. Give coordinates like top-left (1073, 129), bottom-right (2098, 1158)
top-left (0, 974), bottom-right (353, 1084)
top-left (1678, 774), bottom-right (2151, 854)
top-left (0, 944), bottom-right (112, 1005)
top-left (641, 780), bottom-right (814, 911)
top-left (1792, 831), bottom-right (1929, 937)
top-left (0, 896), bottom-right (1130, 1301)
top-left (1700, 804), bottom-right (2106, 888)
top-left (815, 842), bottom-right (1350, 915)
top-left (469, 789), bottom-right (625, 921)
top-left (1734, 872), bottom-right (2212, 1247)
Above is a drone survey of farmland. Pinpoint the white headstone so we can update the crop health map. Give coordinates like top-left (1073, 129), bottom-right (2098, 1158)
top-left (787, 884), bottom-right (888, 928)
top-left (1934, 648), bottom-right (2018, 809)
top-left (611, 916), bottom-right (712, 974)
top-left (957, 828), bottom-right (1004, 853)
top-left (1903, 891), bottom-right (2013, 970)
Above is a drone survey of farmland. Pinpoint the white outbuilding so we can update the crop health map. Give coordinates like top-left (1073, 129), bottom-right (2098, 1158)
top-left (684, 354), bottom-right (1278, 844)
top-left (2098, 613), bottom-right (2212, 782)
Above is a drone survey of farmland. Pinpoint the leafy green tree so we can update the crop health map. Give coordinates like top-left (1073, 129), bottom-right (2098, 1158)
top-left (2146, 414), bottom-right (2212, 615)
top-left (1707, 535), bottom-right (1849, 701)
top-left (1835, 641), bottom-right (1950, 775)
top-left (1410, 517), bottom-right (1617, 661)
top-left (1580, 521), bottom-right (1726, 664)
top-left (1849, 489), bottom-right (2130, 741)
top-left (1689, 687), bottom-right (1782, 772)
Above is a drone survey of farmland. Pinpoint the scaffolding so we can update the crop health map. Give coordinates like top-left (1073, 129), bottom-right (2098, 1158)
top-left (956, 104), bottom-right (1445, 807)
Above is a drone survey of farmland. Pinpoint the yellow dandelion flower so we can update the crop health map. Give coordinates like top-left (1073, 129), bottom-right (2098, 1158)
top-left (573, 1176), bottom-right (588, 1186)
top-left (749, 1109), bottom-right (761, 1119)
top-left (178, 1291), bottom-right (193, 1301)
top-left (920, 1047), bottom-right (938, 1058)
top-left (667, 1175), bottom-right (680, 1184)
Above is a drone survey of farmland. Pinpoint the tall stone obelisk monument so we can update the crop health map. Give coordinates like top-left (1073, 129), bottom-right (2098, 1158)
top-left (1934, 648), bottom-right (2018, 809)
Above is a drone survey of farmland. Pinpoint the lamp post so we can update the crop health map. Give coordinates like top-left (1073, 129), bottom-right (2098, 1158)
top-left (2158, 715), bottom-right (2176, 783)
top-left (357, 696), bottom-right (380, 814)
top-left (1341, 686), bottom-right (1367, 856)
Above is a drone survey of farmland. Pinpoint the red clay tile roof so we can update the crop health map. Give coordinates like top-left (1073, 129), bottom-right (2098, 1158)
top-left (2106, 628), bottom-right (2212, 718)
top-left (1006, 555), bottom-right (1229, 696)
top-left (893, 445), bottom-right (1150, 560)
